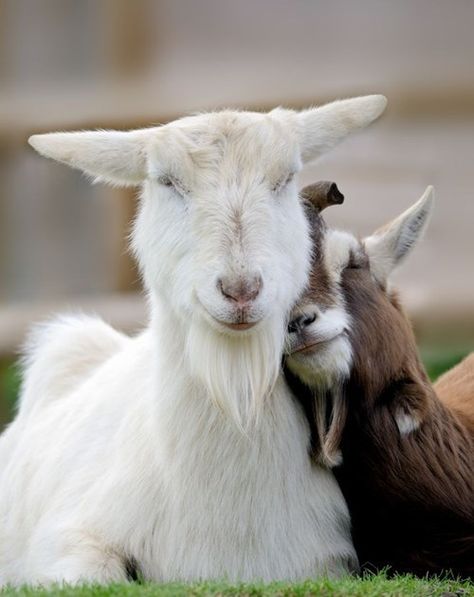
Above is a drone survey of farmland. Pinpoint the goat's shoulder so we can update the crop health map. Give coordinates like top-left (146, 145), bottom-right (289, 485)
top-left (18, 313), bottom-right (129, 414)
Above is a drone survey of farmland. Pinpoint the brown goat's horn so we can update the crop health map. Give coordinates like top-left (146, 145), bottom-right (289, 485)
top-left (300, 181), bottom-right (344, 212)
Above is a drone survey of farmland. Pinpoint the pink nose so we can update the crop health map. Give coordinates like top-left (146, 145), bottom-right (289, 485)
top-left (218, 275), bottom-right (262, 306)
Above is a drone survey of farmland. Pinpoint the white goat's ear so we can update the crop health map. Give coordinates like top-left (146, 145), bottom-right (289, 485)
top-left (364, 186), bottom-right (434, 284)
top-left (298, 95), bottom-right (387, 163)
top-left (28, 129), bottom-right (152, 186)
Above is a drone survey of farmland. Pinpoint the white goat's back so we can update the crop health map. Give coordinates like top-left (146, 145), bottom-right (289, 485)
top-left (18, 314), bottom-right (128, 415)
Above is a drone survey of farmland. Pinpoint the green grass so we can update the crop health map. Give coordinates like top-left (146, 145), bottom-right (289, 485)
top-left (2, 572), bottom-right (473, 596)
top-left (0, 360), bottom-right (21, 429)
top-left (3, 362), bottom-right (21, 409)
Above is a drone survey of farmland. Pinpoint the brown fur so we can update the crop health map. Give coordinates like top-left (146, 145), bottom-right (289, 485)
top-left (300, 181), bottom-right (344, 212)
top-left (435, 353), bottom-right (474, 435)
top-left (339, 266), bottom-right (474, 577)
top-left (294, 183), bottom-right (344, 316)
top-left (286, 215), bottom-right (474, 579)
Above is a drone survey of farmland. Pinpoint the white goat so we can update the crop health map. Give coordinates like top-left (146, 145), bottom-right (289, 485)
top-left (0, 97), bottom-right (386, 586)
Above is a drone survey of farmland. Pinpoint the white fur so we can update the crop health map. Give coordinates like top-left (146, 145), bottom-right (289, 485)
top-left (0, 325), bottom-right (357, 585)
top-left (324, 231), bottom-right (361, 277)
top-left (18, 314), bottom-right (128, 416)
top-left (395, 411), bottom-right (421, 436)
top-left (287, 327), bottom-right (352, 390)
top-left (0, 101), bottom-right (387, 585)
top-left (297, 95), bottom-right (387, 161)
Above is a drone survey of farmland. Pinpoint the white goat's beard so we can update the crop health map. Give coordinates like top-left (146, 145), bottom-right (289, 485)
top-left (186, 315), bottom-right (284, 431)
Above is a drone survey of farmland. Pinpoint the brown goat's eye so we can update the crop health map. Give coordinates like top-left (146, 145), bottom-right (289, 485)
top-left (157, 175), bottom-right (174, 188)
top-left (346, 261), bottom-right (361, 270)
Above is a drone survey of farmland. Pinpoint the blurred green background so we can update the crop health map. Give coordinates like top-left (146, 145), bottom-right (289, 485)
top-left (1, 0), bottom-right (473, 427)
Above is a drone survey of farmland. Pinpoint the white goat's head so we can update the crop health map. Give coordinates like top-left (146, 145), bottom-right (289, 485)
top-left (29, 96), bottom-right (386, 427)
top-left (29, 97), bottom-right (386, 330)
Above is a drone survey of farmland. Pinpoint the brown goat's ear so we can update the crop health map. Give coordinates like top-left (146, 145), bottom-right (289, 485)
top-left (300, 181), bottom-right (344, 213)
top-left (364, 186), bottom-right (434, 284)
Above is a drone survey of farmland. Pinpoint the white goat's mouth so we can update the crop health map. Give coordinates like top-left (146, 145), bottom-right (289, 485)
top-left (213, 316), bottom-right (262, 333)
top-left (196, 298), bottom-right (263, 333)
top-left (222, 321), bottom-right (259, 331)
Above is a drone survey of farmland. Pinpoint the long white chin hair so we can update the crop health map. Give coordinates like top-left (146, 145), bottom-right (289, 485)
top-left (185, 314), bottom-right (285, 431)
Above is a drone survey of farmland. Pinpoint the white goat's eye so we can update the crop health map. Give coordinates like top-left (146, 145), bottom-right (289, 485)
top-left (157, 175), bottom-right (188, 197)
top-left (157, 175), bottom-right (174, 188)
top-left (273, 172), bottom-right (295, 193)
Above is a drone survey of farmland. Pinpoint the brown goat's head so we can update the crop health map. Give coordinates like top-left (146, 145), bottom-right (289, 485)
top-left (286, 186), bottom-right (434, 465)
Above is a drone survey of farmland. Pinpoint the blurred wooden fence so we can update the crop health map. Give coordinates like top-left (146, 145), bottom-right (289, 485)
top-left (0, 0), bottom-right (473, 395)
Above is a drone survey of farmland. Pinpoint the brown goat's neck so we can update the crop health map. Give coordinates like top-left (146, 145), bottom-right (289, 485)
top-left (344, 292), bottom-right (473, 509)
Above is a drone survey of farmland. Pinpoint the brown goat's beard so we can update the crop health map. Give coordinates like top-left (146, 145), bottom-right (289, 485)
top-left (185, 314), bottom-right (284, 431)
top-left (312, 384), bottom-right (347, 468)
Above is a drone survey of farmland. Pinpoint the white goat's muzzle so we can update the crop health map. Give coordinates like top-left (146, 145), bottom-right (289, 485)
top-left (197, 271), bottom-right (272, 333)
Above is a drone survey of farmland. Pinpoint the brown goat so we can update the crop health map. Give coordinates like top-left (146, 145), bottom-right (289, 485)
top-left (285, 186), bottom-right (474, 579)
top-left (435, 353), bottom-right (474, 436)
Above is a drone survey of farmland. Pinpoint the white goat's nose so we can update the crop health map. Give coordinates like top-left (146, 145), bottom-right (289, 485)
top-left (218, 275), bottom-right (262, 306)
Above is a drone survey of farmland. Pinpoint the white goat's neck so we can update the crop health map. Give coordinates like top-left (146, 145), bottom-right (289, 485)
top-left (150, 294), bottom-right (284, 432)
top-left (143, 298), bottom-right (354, 582)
